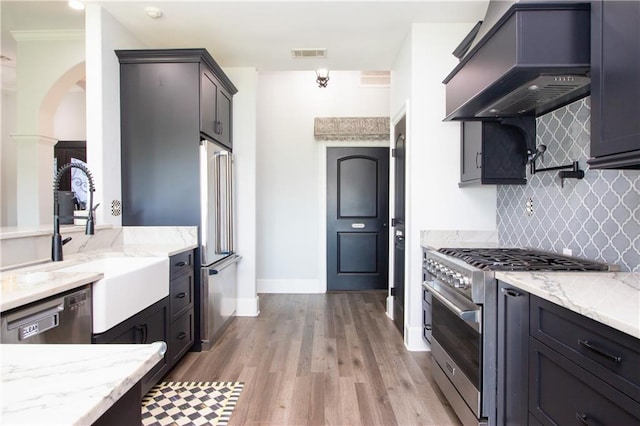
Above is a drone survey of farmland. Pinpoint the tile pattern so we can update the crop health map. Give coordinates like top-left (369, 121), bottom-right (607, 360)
top-left (497, 97), bottom-right (640, 272)
top-left (142, 381), bottom-right (244, 426)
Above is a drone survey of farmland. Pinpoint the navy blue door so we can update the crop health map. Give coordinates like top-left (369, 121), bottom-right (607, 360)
top-left (327, 147), bottom-right (390, 291)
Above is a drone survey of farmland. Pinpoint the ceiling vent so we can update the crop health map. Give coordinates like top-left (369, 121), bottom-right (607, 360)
top-left (360, 71), bottom-right (390, 87)
top-left (291, 48), bottom-right (327, 59)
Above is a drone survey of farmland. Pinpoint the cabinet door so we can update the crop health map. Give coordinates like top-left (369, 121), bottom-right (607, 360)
top-left (201, 70), bottom-right (219, 141)
top-left (217, 86), bottom-right (233, 149)
top-left (460, 122), bottom-right (482, 183)
top-left (497, 282), bottom-right (529, 426)
top-left (589, 0), bottom-right (640, 166)
top-left (529, 338), bottom-right (640, 425)
top-left (169, 310), bottom-right (194, 366)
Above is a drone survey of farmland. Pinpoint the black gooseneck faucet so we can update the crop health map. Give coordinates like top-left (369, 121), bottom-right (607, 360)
top-left (52, 163), bottom-right (99, 261)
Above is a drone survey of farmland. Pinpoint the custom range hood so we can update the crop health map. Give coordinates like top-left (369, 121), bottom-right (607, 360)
top-left (443, 1), bottom-right (591, 121)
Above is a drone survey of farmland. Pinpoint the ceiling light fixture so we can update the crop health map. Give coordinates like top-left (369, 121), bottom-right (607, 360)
top-left (68, 0), bottom-right (85, 10)
top-left (316, 68), bottom-right (330, 88)
top-left (145, 6), bottom-right (163, 19)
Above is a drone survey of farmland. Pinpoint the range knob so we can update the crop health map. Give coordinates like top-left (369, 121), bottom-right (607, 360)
top-left (452, 273), bottom-right (464, 288)
top-left (459, 276), bottom-right (471, 289)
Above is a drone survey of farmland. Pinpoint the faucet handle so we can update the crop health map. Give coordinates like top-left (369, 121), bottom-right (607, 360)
top-left (92, 203), bottom-right (101, 212)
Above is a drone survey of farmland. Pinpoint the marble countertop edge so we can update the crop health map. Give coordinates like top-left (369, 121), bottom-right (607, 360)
top-left (496, 271), bottom-right (640, 340)
top-left (1, 342), bottom-right (166, 425)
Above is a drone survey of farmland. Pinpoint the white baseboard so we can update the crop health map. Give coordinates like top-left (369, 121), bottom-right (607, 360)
top-left (386, 295), bottom-right (394, 319)
top-left (236, 296), bottom-right (260, 316)
top-left (257, 279), bottom-right (323, 293)
top-left (405, 325), bottom-right (430, 351)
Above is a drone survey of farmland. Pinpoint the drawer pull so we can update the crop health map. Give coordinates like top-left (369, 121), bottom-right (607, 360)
top-left (177, 332), bottom-right (188, 340)
top-left (175, 261), bottom-right (187, 267)
top-left (424, 325), bottom-right (432, 331)
top-left (578, 339), bottom-right (622, 364)
top-left (575, 412), bottom-right (589, 425)
top-left (176, 292), bottom-right (187, 299)
top-left (501, 287), bottom-right (522, 297)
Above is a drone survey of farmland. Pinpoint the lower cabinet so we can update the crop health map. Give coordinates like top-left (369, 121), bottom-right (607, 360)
top-left (496, 281), bottom-right (640, 425)
top-left (92, 250), bottom-right (196, 396)
top-left (92, 297), bottom-right (169, 395)
top-left (529, 337), bottom-right (640, 424)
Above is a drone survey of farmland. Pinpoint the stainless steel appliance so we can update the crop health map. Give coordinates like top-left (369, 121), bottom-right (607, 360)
top-left (1, 286), bottom-right (92, 344)
top-left (423, 247), bottom-right (614, 426)
top-left (199, 139), bottom-right (241, 350)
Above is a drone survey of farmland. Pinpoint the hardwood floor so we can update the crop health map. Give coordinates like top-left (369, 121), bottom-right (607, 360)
top-left (165, 292), bottom-right (461, 426)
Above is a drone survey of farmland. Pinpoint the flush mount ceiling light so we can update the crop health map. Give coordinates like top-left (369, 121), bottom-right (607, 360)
top-left (68, 0), bottom-right (85, 10)
top-left (316, 68), bottom-right (330, 88)
top-left (145, 6), bottom-right (163, 19)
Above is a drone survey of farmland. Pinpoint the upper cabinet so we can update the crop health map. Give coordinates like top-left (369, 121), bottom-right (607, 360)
top-left (459, 121), bottom-right (528, 186)
top-left (201, 69), bottom-right (233, 148)
top-left (588, 1), bottom-right (640, 169)
top-left (117, 48), bottom-right (237, 150)
top-left (117, 49), bottom-right (237, 226)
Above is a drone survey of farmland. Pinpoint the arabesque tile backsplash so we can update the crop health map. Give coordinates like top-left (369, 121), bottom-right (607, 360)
top-left (497, 97), bottom-right (640, 272)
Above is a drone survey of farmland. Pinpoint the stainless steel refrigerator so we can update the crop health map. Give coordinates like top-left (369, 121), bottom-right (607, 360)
top-left (199, 139), bottom-right (241, 351)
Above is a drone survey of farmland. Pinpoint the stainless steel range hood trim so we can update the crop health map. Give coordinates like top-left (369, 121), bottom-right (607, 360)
top-left (443, 2), bottom-right (591, 121)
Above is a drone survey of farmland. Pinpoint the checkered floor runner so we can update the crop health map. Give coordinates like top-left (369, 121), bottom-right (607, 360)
top-left (141, 381), bottom-right (244, 426)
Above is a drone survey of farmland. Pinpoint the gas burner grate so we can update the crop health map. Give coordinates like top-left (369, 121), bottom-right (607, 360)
top-left (437, 248), bottom-right (612, 272)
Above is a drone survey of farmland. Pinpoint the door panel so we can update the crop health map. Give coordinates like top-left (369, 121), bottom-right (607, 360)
top-left (338, 157), bottom-right (378, 217)
top-left (338, 232), bottom-right (378, 273)
top-left (327, 147), bottom-right (389, 291)
top-left (393, 116), bottom-right (406, 333)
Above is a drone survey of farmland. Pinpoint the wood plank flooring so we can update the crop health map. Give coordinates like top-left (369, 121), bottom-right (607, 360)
top-left (165, 292), bottom-right (461, 426)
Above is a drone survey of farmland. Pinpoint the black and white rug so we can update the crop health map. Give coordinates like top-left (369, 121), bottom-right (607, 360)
top-left (141, 381), bottom-right (244, 426)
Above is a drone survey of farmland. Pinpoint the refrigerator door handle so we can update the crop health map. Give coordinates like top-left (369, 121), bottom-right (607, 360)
top-left (214, 151), bottom-right (233, 255)
top-left (207, 254), bottom-right (242, 275)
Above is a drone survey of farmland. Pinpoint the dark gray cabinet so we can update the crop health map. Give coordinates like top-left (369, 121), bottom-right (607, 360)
top-left (528, 295), bottom-right (640, 424)
top-left (168, 250), bottom-right (195, 367)
top-left (92, 297), bottom-right (169, 395)
top-left (588, 0), bottom-right (640, 169)
top-left (497, 281), bottom-right (529, 426)
top-left (117, 48), bottom-right (237, 227)
top-left (201, 69), bottom-right (233, 148)
top-left (459, 121), bottom-right (527, 186)
top-left (495, 283), bottom-right (640, 425)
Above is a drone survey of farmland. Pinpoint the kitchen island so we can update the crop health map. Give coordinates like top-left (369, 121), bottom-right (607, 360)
top-left (1, 341), bottom-right (166, 425)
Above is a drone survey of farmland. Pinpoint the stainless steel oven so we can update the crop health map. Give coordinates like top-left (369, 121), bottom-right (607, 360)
top-left (423, 252), bottom-right (496, 426)
top-left (422, 247), bottom-right (613, 426)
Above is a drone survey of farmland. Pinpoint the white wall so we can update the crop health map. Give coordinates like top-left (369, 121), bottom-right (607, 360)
top-left (85, 5), bottom-right (145, 226)
top-left (224, 67), bottom-right (259, 316)
top-left (392, 23), bottom-right (497, 350)
top-left (54, 88), bottom-right (86, 141)
top-left (1, 89), bottom-right (17, 226)
top-left (256, 71), bottom-right (390, 293)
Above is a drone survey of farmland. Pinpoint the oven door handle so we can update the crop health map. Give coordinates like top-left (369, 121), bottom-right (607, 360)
top-left (428, 283), bottom-right (480, 324)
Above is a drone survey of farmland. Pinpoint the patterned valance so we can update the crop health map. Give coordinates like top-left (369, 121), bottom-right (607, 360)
top-left (314, 117), bottom-right (390, 141)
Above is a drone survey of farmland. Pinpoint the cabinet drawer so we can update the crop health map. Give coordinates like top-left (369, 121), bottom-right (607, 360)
top-left (170, 251), bottom-right (194, 279)
top-left (170, 272), bottom-right (194, 320)
top-left (169, 311), bottom-right (194, 366)
top-left (529, 338), bottom-right (640, 425)
top-left (530, 296), bottom-right (640, 399)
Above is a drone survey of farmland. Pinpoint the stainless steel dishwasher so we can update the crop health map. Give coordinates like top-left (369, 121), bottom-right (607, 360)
top-left (1, 286), bottom-right (92, 344)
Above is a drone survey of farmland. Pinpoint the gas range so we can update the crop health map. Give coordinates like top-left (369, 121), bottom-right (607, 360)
top-left (422, 247), bottom-right (616, 425)
top-left (424, 247), bottom-right (615, 304)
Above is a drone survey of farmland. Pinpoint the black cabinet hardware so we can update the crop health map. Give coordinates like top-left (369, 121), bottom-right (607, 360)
top-left (578, 339), bottom-right (622, 364)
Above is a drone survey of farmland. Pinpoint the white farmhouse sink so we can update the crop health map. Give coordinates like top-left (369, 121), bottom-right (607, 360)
top-left (56, 257), bottom-right (169, 334)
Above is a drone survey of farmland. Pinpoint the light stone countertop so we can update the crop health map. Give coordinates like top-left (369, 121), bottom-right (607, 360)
top-left (420, 229), bottom-right (500, 250)
top-left (1, 242), bottom-right (197, 313)
top-left (0, 341), bottom-right (166, 425)
top-left (496, 271), bottom-right (640, 339)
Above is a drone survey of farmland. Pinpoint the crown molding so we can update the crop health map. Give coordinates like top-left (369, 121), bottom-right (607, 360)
top-left (11, 30), bottom-right (84, 42)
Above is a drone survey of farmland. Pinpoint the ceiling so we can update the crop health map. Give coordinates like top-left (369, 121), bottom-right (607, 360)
top-left (1, 0), bottom-right (488, 74)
